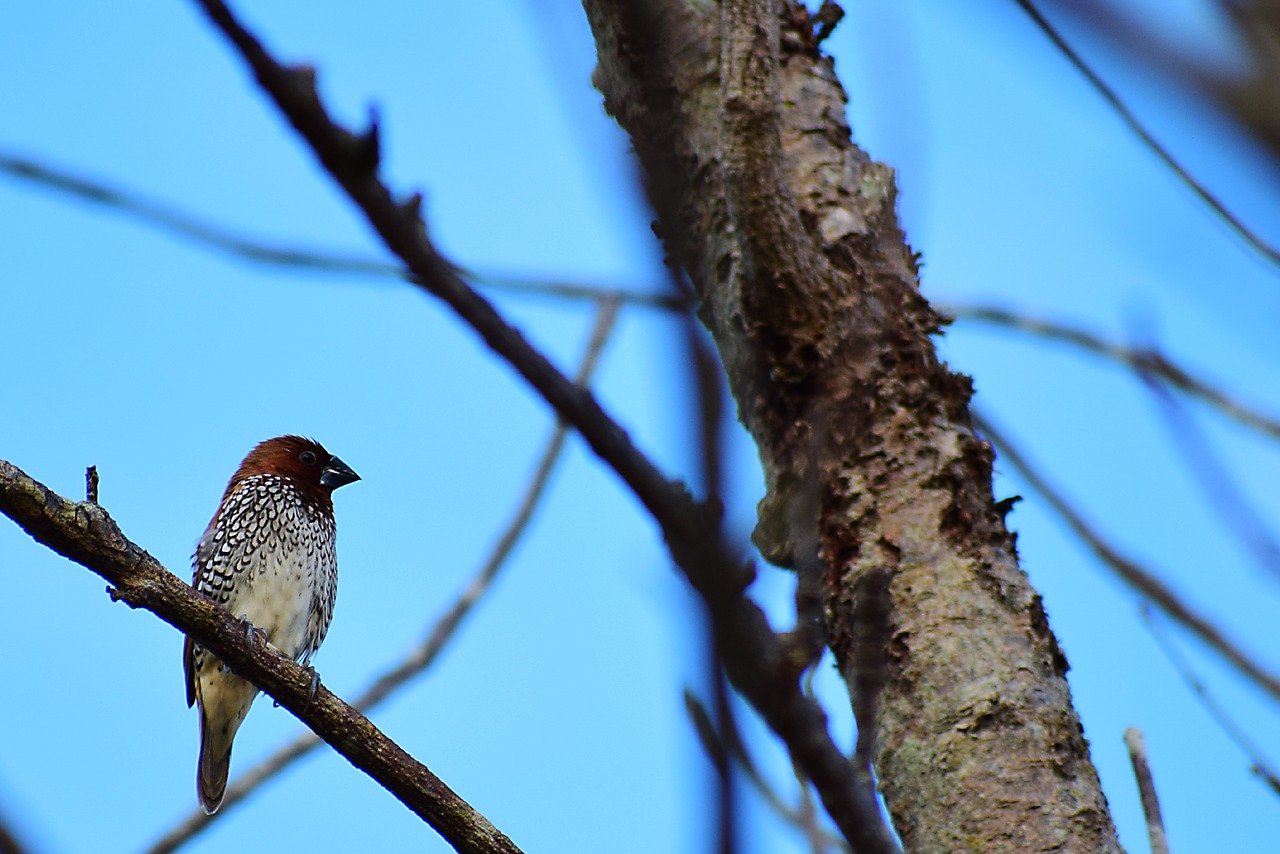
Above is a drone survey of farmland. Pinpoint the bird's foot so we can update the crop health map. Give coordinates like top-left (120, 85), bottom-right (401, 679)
top-left (239, 615), bottom-right (269, 648)
top-left (301, 665), bottom-right (320, 712)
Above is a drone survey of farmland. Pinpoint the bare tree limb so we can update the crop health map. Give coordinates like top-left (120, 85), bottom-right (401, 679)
top-left (1012, 0), bottom-right (1280, 266)
top-left (972, 409), bottom-right (1280, 702)
top-left (1123, 728), bottom-right (1170, 854)
top-left (0, 461), bottom-right (521, 854)
top-left (183, 1), bottom-right (893, 848)
top-left (145, 296), bottom-right (621, 853)
top-left (947, 303), bottom-right (1280, 442)
top-left (0, 150), bottom-right (683, 310)
top-left (585, 0), bottom-right (1118, 848)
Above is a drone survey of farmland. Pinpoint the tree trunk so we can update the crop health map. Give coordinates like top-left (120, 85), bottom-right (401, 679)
top-left (583, 2), bottom-right (1122, 850)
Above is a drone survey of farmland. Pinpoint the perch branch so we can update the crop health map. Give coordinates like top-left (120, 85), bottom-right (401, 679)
top-left (0, 461), bottom-right (521, 854)
top-left (146, 296), bottom-right (622, 853)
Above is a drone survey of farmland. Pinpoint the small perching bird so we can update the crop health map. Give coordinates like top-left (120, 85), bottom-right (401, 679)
top-left (184, 436), bottom-right (359, 814)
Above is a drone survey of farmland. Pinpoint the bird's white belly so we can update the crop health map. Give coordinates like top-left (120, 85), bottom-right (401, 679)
top-left (225, 548), bottom-right (315, 661)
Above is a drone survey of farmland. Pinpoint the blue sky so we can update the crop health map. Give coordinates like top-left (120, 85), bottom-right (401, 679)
top-left (2, 2), bottom-right (1278, 852)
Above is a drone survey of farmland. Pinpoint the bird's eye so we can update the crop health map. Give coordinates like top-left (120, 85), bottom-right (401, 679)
top-left (299, 451), bottom-right (318, 466)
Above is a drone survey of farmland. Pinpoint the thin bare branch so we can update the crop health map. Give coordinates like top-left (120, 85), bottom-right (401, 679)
top-left (0, 149), bottom-right (683, 311)
top-left (1012, 0), bottom-right (1280, 266)
top-left (146, 297), bottom-right (621, 853)
top-left (1142, 607), bottom-right (1280, 798)
top-left (0, 461), bottom-right (521, 854)
top-left (678, 257), bottom-right (739, 854)
top-left (466, 269), bottom-right (688, 311)
top-left (189, 1), bottom-right (895, 848)
top-left (1122, 728), bottom-right (1170, 854)
top-left (798, 669), bottom-right (851, 854)
top-left (793, 761), bottom-right (844, 854)
top-left (0, 151), bottom-right (403, 278)
top-left (1043, 0), bottom-right (1280, 164)
top-left (947, 304), bottom-right (1280, 442)
top-left (682, 690), bottom-right (848, 854)
top-left (1140, 373), bottom-right (1280, 583)
top-left (687, 304), bottom-right (739, 854)
top-left (972, 409), bottom-right (1280, 703)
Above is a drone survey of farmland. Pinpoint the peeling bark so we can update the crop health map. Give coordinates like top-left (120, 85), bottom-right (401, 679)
top-left (583, 2), bottom-right (1122, 850)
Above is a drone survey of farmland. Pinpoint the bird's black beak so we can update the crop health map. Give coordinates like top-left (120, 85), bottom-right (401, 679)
top-left (320, 455), bottom-right (360, 489)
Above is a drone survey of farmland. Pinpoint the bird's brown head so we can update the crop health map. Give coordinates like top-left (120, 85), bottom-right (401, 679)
top-left (228, 435), bottom-right (360, 512)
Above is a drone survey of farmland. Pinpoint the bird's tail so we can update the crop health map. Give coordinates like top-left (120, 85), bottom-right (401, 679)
top-left (192, 666), bottom-right (259, 814)
top-left (197, 710), bottom-right (233, 814)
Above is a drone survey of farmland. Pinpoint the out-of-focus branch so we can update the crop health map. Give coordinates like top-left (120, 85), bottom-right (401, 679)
top-left (0, 151), bottom-right (403, 278)
top-left (146, 297), bottom-right (621, 854)
top-left (0, 150), bottom-right (685, 310)
top-left (1122, 728), bottom-right (1170, 854)
top-left (0, 807), bottom-right (27, 854)
top-left (1013, 0), bottom-right (1280, 266)
top-left (683, 277), bottom-right (739, 854)
top-left (947, 304), bottom-right (1280, 442)
top-left (972, 410), bottom-right (1280, 703)
top-left (1142, 607), bottom-right (1280, 797)
top-left (0, 462), bottom-right (521, 854)
top-left (1141, 373), bottom-right (1280, 583)
top-left (682, 690), bottom-right (848, 854)
top-left (1046, 0), bottom-right (1280, 164)
top-left (796, 669), bottom-right (849, 854)
top-left (190, 1), bottom-right (892, 848)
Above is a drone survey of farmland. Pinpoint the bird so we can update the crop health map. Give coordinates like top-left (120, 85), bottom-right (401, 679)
top-left (183, 435), bottom-right (359, 814)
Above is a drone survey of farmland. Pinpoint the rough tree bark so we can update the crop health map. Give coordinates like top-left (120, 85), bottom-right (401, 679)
top-left (583, 2), bottom-right (1123, 851)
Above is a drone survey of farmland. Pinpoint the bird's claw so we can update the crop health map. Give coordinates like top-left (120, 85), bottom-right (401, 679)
top-left (302, 665), bottom-right (320, 712)
top-left (240, 616), bottom-right (268, 648)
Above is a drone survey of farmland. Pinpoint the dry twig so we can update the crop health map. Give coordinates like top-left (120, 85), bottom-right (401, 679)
top-left (0, 150), bottom-right (682, 310)
top-left (1013, 0), bottom-right (1280, 265)
top-left (947, 304), bottom-right (1280, 442)
top-left (1122, 728), bottom-right (1170, 854)
top-left (1140, 374), bottom-right (1280, 583)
